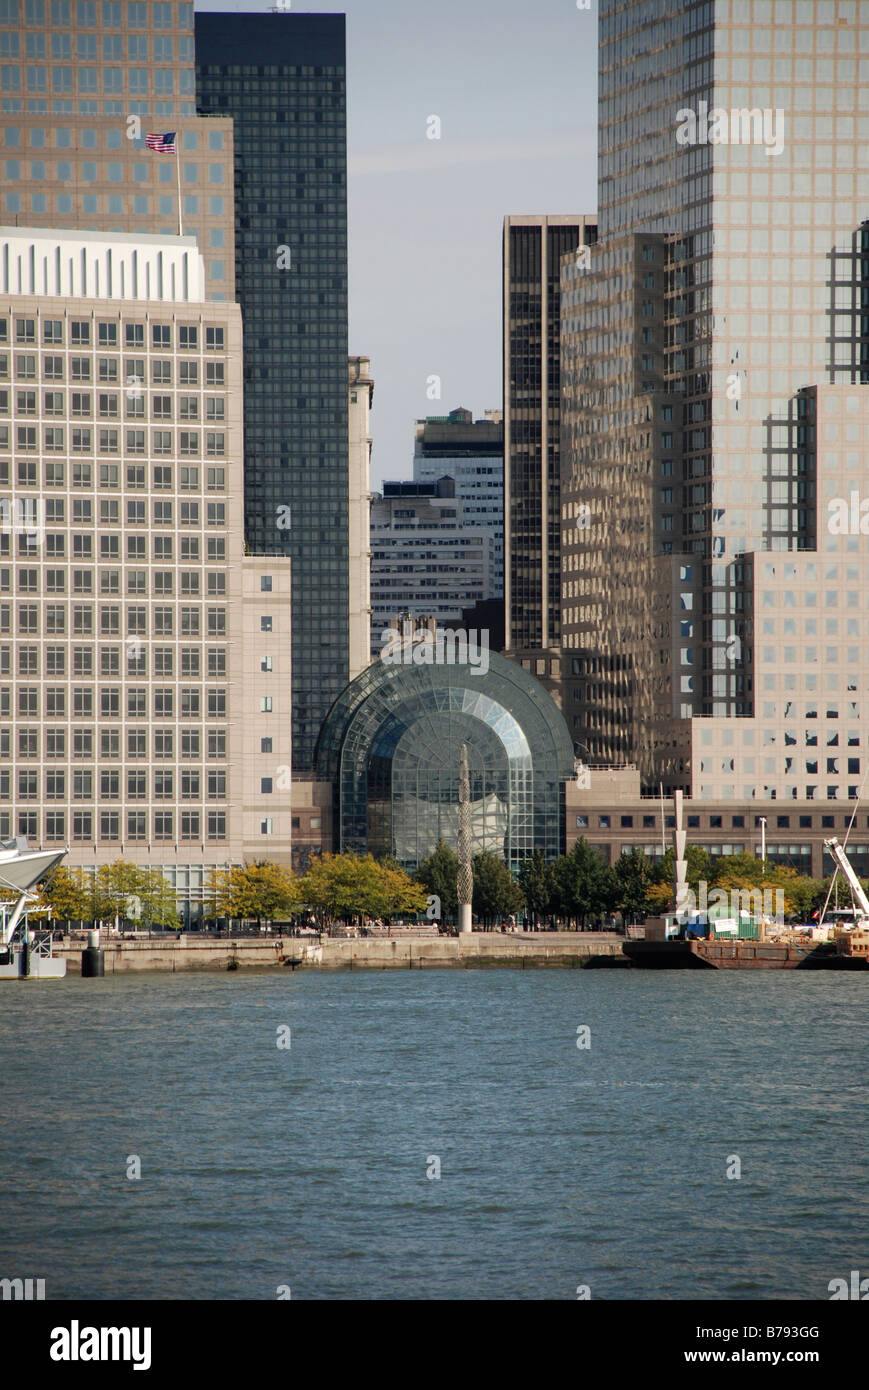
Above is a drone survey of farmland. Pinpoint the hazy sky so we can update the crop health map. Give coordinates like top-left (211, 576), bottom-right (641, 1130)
top-left (199, 1), bottom-right (600, 485)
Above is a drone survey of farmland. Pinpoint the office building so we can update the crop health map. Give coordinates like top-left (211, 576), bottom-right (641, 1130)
top-left (370, 478), bottom-right (494, 654)
top-left (502, 213), bottom-right (597, 702)
top-left (196, 12), bottom-right (349, 771)
top-left (413, 406), bottom-right (504, 599)
top-left (561, 0), bottom-right (869, 809)
top-left (0, 0), bottom-right (234, 298)
top-left (0, 228), bottom-right (292, 920)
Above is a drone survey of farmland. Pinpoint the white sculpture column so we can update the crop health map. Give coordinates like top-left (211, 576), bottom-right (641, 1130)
top-left (457, 742), bottom-right (473, 934)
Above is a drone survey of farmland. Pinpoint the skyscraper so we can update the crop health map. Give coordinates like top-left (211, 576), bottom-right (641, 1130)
top-left (561, 0), bottom-right (869, 803)
top-left (195, 12), bottom-right (349, 771)
top-left (503, 214), bottom-right (596, 703)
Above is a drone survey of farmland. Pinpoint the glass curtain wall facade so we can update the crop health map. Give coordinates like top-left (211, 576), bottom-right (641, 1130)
top-left (315, 650), bottom-right (575, 873)
top-left (196, 13), bottom-right (349, 772)
top-left (561, 0), bottom-right (869, 801)
top-left (503, 215), bottom-right (596, 690)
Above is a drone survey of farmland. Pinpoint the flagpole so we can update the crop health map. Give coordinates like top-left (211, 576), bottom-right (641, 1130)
top-left (175, 140), bottom-right (183, 237)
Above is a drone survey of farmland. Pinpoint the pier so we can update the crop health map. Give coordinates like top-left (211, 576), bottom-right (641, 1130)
top-left (54, 932), bottom-right (625, 973)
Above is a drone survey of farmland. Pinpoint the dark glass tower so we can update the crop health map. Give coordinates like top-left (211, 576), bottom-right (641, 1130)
top-left (195, 13), bottom-right (349, 772)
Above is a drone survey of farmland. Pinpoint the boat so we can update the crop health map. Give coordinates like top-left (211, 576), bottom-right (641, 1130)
top-left (0, 838), bottom-right (68, 979)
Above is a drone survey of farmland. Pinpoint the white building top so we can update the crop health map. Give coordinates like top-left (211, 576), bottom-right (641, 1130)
top-left (0, 227), bottom-right (206, 303)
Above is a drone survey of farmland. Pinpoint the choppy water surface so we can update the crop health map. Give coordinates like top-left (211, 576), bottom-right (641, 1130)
top-left (0, 969), bottom-right (866, 1299)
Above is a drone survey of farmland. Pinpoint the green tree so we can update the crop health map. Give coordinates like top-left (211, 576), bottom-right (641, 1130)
top-left (37, 865), bottom-right (94, 923)
top-left (137, 868), bottom-right (182, 930)
top-left (614, 846), bottom-right (653, 924)
top-left (517, 849), bottom-right (555, 922)
top-left (414, 839), bottom-right (459, 919)
top-left (554, 838), bottom-right (619, 928)
top-left (205, 862), bottom-right (298, 928)
top-left (296, 852), bottom-right (423, 927)
top-left (96, 860), bottom-right (145, 930)
top-left (471, 852), bottom-right (524, 925)
top-left (376, 862), bottom-right (430, 919)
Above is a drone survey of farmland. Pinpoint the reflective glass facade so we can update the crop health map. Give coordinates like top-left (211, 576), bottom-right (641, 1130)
top-left (196, 14), bottom-right (349, 772)
top-left (562, 0), bottom-right (869, 799)
top-left (315, 650), bottom-right (575, 871)
top-left (503, 215), bottom-right (595, 661)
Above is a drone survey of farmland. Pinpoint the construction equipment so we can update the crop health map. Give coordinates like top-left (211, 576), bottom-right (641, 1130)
top-left (823, 837), bottom-right (869, 925)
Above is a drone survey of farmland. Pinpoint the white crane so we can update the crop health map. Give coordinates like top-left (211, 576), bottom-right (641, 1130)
top-left (822, 837), bottom-right (869, 924)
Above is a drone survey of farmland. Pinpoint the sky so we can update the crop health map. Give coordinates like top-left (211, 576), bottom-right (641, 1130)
top-left (198, 1), bottom-right (600, 486)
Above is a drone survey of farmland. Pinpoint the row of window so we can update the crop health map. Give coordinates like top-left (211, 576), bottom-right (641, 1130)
top-left (1, 726), bottom-right (225, 758)
top-left (1, 321), bottom-right (225, 351)
top-left (3, 499), bottom-right (223, 525)
top-left (3, 605), bottom-right (272, 637)
top-left (7, 728), bottom-right (279, 758)
top-left (4, 686), bottom-right (227, 716)
top-left (3, 603), bottom-right (227, 635)
top-left (9, 769), bottom-right (228, 797)
top-left (3, 569), bottom-right (229, 596)
top-left (0, 1), bottom-right (193, 29)
top-left (5, 427), bottom-right (226, 455)
top-left (2, 360), bottom-right (226, 386)
top-left (0, 66), bottom-right (195, 97)
top-left (0, 98), bottom-right (196, 117)
top-left (5, 537), bottom-right (227, 563)
top-left (3, 644), bottom-right (228, 674)
top-left (1, 688), bottom-right (284, 717)
top-left (5, 811), bottom-right (227, 844)
top-left (2, 192), bottom-right (223, 221)
top-left (4, 460), bottom-right (227, 489)
top-left (4, 395), bottom-right (225, 421)
top-left (4, 159), bottom-right (221, 183)
top-left (1, 126), bottom-right (223, 152)
top-left (0, 33), bottom-right (190, 60)
top-left (577, 812), bottom-right (863, 831)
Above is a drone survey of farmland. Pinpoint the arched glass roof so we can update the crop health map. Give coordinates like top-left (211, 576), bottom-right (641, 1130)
top-left (315, 650), bottom-right (575, 870)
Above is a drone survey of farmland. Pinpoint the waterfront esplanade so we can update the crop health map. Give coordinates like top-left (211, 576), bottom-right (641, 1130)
top-left (315, 646), bottom-right (576, 871)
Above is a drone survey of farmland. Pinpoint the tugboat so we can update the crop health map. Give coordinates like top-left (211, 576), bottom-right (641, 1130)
top-left (0, 838), bottom-right (68, 979)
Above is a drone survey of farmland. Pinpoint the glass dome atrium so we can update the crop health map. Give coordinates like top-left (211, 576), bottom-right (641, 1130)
top-left (315, 649), bottom-right (575, 871)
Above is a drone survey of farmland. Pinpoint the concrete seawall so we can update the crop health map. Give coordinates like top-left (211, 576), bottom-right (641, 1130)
top-left (56, 933), bottom-right (625, 973)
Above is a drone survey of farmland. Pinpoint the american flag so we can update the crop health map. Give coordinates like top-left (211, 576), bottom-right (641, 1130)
top-left (145, 131), bottom-right (176, 153)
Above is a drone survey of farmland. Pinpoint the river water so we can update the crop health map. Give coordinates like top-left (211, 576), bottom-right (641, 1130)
top-left (0, 969), bottom-right (866, 1300)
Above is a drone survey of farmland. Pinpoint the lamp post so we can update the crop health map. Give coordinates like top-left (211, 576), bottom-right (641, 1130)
top-left (759, 817), bottom-right (767, 877)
